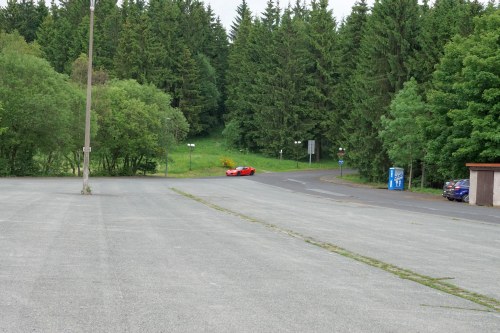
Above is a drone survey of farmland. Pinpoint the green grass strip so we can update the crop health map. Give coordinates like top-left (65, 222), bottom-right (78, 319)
top-left (171, 187), bottom-right (500, 313)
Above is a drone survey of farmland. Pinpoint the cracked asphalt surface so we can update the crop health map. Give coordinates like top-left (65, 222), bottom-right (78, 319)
top-left (1, 174), bottom-right (499, 332)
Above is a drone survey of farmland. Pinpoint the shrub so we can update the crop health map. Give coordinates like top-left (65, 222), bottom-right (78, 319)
top-left (220, 157), bottom-right (235, 169)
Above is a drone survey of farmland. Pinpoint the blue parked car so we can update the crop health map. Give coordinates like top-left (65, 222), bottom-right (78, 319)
top-left (451, 179), bottom-right (470, 203)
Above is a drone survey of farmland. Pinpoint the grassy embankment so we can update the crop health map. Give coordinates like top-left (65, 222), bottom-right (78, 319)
top-left (154, 135), bottom-right (338, 178)
top-left (156, 135), bottom-right (442, 195)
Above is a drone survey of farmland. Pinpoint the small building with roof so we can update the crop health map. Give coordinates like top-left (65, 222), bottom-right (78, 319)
top-left (466, 163), bottom-right (500, 206)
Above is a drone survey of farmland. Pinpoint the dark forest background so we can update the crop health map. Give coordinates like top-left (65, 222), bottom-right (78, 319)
top-left (0, 0), bottom-right (498, 183)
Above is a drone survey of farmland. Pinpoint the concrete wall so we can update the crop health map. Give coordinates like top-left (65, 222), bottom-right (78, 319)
top-left (494, 171), bottom-right (500, 206)
top-left (469, 170), bottom-right (478, 205)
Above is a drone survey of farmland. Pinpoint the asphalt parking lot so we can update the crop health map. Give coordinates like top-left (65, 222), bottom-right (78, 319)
top-left (1, 177), bottom-right (499, 332)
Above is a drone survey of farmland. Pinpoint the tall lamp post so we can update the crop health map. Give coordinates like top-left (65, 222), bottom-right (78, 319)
top-left (338, 147), bottom-right (345, 178)
top-left (187, 143), bottom-right (195, 171)
top-left (82, 0), bottom-right (95, 195)
top-left (294, 141), bottom-right (301, 168)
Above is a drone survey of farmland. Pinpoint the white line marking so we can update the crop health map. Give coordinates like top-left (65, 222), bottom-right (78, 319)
top-left (287, 178), bottom-right (306, 185)
top-left (308, 188), bottom-right (349, 197)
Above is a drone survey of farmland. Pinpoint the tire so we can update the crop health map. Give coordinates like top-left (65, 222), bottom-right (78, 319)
top-left (462, 194), bottom-right (469, 203)
top-left (250, 171), bottom-right (254, 175)
top-left (447, 197), bottom-right (455, 201)
top-left (237, 171), bottom-right (241, 176)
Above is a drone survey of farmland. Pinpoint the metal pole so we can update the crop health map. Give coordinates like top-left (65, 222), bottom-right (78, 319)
top-left (82, 0), bottom-right (95, 195)
top-left (189, 148), bottom-right (192, 171)
top-left (187, 144), bottom-right (195, 171)
top-left (165, 149), bottom-right (168, 177)
top-left (294, 141), bottom-right (301, 169)
top-left (165, 117), bottom-right (171, 177)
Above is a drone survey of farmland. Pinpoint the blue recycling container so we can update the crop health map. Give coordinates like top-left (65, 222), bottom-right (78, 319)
top-left (388, 167), bottom-right (404, 190)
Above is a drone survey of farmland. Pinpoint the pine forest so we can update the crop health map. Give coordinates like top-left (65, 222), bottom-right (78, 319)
top-left (0, 0), bottom-right (498, 184)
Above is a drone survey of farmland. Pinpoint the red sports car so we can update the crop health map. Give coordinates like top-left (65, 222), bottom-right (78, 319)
top-left (226, 166), bottom-right (256, 176)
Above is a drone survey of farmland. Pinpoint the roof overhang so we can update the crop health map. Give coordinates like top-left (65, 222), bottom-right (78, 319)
top-left (466, 163), bottom-right (500, 171)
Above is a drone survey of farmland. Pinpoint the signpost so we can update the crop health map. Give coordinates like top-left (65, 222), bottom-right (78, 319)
top-left (308, 140), bottom-right (315, 165)
top-left (338, 147), bottom-right (345, 178)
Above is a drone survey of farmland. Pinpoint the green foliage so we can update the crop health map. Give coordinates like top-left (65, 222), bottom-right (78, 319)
top-left (344, 0), bottom-right (421, 181)
top-left (159, 135), bottom-right (338, 177)
top-left (0, 30), bottom-right (41, 56)
top-left (0, 0), bottom-right (48, 43)
top-left (113, 4), bottom-right (148, 82)
top-left (0, 102), bottom-right (6, 137)
top-left (411, 0), bottom-right (481, 85)
top-left (380, 78), bottom-right (427, 188)
top-left (229, 0), bottom-right (251, 42)
top-left (380, 78), bottom-right (426, 167)
top-left (335, 0), bottom-right (369, 160)
top-left (177, 46), bottom-right (203, 136)
top-left (224, 10), bottom-right (257, 150)
top-left (253, 7), bottom-right (313, 157)
top-left (37, 14), bottom-right (73, 73)
top-left (427, 10), bottom-right (500, 178)
top-left (306, 0), bottom-right (339, 159)
top-left (92, 79), bottom-right (188, 175)
top-left (0, 0), bottom-right (495, 180)
top-left (0, 32), bottom-right (84, 175)
top-left (195, 53), bottom-right (221, 134)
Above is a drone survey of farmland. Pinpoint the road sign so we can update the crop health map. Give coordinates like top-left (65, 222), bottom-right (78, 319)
top-left (308, 140), bottom-right (315, 154)
top-left (338, 160), bottom-right (344, 165)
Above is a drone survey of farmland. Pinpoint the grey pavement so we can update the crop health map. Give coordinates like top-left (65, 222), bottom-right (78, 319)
top-left (1, 177), bottom-right (499, 332)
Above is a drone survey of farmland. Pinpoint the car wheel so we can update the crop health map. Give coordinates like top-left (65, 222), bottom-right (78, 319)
top-left (237, 171), bottom-right (241, 176)
top-left (250, 171), bottom-right (254, 175)
top-left (447, 197), bottom-right (454, 201)
top-left (462, 194), bottom-right (469, 203)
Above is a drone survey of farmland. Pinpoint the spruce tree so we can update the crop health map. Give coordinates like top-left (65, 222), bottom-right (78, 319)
top-left (178, 46), bottom-right (203, 135)
top-left (346, 0), bottom-right (421, 181)
top-left (93, 0), bottom-right (120, 71)
top-left (224, 11), bottom-right (257, 149)
top-left (113, 0), bottom-right (147, 82)
top-left (146, 0), bottom-right (182, 93)
top-left (1, 0), bottom-right (48, 43)
top-left (253, 7), bottom-right (312, 157)
top-left (426, 10), bottom-right (500, 178)
top-left (229, 0), bottom-right (251, 42)
top-left (335, 0), bottom-right (369, 157)
top-left (305, 0), bottom-right (338, 160)
top-left (412, 0), bottom-right (485, 86)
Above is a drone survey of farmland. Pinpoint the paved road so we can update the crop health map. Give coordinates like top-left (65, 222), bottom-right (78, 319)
top-left (1, 176), bottom-right (499, 332)
top-left (250, 169), bottom-right (500, 224)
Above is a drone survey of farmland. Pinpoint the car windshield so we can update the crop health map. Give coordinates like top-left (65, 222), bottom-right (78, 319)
top-left (236, 167), bottom-right (244, 170)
